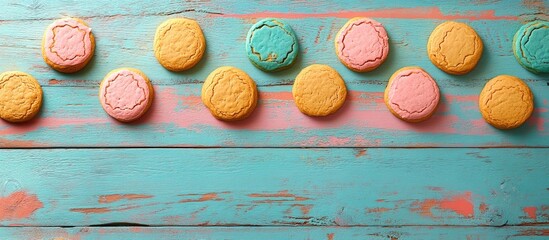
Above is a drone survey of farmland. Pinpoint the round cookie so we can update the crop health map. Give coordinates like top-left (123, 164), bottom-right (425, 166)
top-left (0, 71), bottom-right (42, 122)
top-left (292, 64), bottom-right (347, 117)
top-left (201, 67), bottom-right (258, 121)
top-left (154, 18), bottom-right (206, 71)
top-left (427, 21), bottom-right (483, 75)
top-left (42, 18), bottom-right (95, 73)
top-left (479, 75), bottom-right (533, 130)
top-left (335, 17), bottom-right (389, 72)
top-left (384, 67), bottom-right (440, 122)
top-left (513, 21), bottom-right (549, 73)
top-left (99, 68), bottom-right (154, 122)
top-left (245, 18), bottom-right (299, 72)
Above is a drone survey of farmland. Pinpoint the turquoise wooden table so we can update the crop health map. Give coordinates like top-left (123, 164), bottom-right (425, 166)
top-left (0, 0), bottom-right (548, 239)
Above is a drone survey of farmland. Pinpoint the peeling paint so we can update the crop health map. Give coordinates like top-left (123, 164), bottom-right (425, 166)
top-left (217, 7), bottom-right (518, 20)
top-left (98, 194), bottom-right (153, 204)
top-left (355, 149), bottom-right (367, 157)
top-left (248, 190), bottom-right (310, 203)
top-left (411, 192), bottom-right (474, 218)
top-left (479, 202), bottom-right (488, 214)
top-left (70, 207), bottom-right (110, 214)
top-left (523, 206), bottom-right (537, 220)
top-left (179, 193), bottom-right (224, 203)
top-left (0, 191), bottom-right (43, 221)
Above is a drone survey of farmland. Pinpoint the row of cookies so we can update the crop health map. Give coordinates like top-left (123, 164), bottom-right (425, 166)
top-left (0, 64), bottom-right (533, 130)
top-left (203, 64), bottom-right (534, 130)
top-left (37, 17), bottom-right (549, 74)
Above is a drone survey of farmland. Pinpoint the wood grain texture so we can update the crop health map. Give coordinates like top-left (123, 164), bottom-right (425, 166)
top-left (0, 226), bottom-right (548, 239)
top-left (0, 12), bottom-right (544, 87)
top-left (0, 82), bottom-right (548, 148)
top-left (0, 148), bottom-right (547, 226)
top-left (0, 1), bottom-right (547, 148)
top-left (0, 1), bottom-right (545, 87)
top-left (0, 0), bottom-right (547, 237)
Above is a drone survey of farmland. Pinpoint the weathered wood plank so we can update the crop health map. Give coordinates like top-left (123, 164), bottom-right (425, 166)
top-left (1, 83), bottom-right (547, 148)
top-left (0, 1), bottom-right (545, 87)
top-left (0, 1), bottom-right (546, 148)
top-left (0, 0), bottom-right (543, 21)
top-left (0, 1), bottom-right (547, 148)
top-left (0, 226), bottom-right (548, 240)
top-left (0, 148), bottom-right (547, 226)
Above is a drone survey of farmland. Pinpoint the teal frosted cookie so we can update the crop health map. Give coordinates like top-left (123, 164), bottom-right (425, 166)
top-left (513, 21), bottom-right (549, 73)
top-left (245, 18), bottom-right (299, 72)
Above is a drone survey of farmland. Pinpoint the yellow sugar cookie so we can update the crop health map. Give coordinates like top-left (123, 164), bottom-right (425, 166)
top-left (0, 71), bottom-right (43, 122)
top-left (201, 67), bottom-right (258, 121)
top-left (479, 75), bottom-right (533, 130)
top-left (427, 21), bottom-right (483, 75)
top-left (292, 64), bottom-right (347, 117)
top-left (154, 18), bottom-right (206, 71)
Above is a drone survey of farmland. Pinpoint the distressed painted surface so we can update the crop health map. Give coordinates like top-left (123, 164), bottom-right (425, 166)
top-left (0, 226), bottom-right (548, 240)
top-left (0, 1), bottom-right (548, 148)
top-left (0, 148), bottom-right (547, 226)
top-left (0, 0), bottom-right (547, 238)
top-left (0, 7), bottom-right (544, 87)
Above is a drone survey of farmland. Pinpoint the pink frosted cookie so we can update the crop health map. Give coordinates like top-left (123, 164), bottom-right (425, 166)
top-left (335, 17), bottom-right (389, 72)
top-left (384, 67), bottom-right (440, 122)
top-left (99, 68), bottom-right (154, 122)
top-left (42, 18), bottom-right (95, 73)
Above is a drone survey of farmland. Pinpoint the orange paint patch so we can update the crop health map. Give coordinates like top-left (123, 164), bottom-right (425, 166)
top-left (411, 192), bottom-right (474, 218)
top-left (0, 191), bottom-right (43, 220)
top-left (411, 199), bottom-right (438, 218)
top-left (179, 193), bottom-right (224, 203)
top-left (0, 138), bottom-right (46, 148)
top-left (289, 204), bottom-right (313, 215)
top-left (439, 193), bottom-right (474, 217)
top-left (98, 194), bottom-right (153, 204)
top-left (327, 233), bottom-right (335, 240)
top-left (479, 202), bottom-right (488, 214)
top-left (366, 207), bottom-right (392, 213)
top-left (46, 79), bottom-right (87, 86)
top-left (248, 190), bottom-right (310, 203)
top-left (48, 79), bottom-right (61, 85)
top-left (70, 207), bottom-right (110, 214)
top-left (299, 205), bottom-right (312, 215)
top-left (216, 7), bottom-right (518, 21)
top-left (355, 149), bottom-right (367, 157)
top-left (523, 206), bottom-right (537, 220)
top-left (200, 193), bottom-right (219, 201)
top-left (518, 229), bottom-right (549, 236)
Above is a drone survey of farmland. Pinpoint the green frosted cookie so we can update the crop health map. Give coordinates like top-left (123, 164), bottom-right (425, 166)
top-left (245, 18), bottom-right (299, 72)
top-left (513, 21), bottom-right (549, 73)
